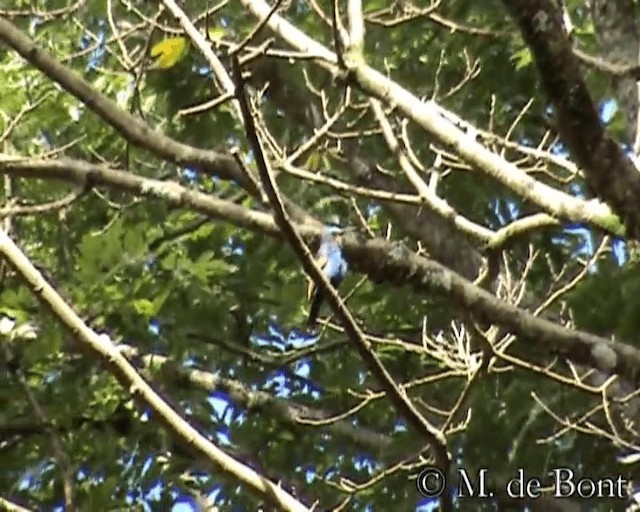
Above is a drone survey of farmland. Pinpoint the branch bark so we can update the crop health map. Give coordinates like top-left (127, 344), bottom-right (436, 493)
top-left (2, 157), bottom-right (640, 386)
top-left (236, 0), bottom-right (623, 236)
top-left (0, 228), bottom-right (309, 512)
top-left (230, 55), bottom-right (454, 511)
top-left (501, 0), bottom-right (640, 237)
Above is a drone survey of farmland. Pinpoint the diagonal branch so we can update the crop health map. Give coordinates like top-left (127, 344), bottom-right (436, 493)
top-left (229, 56), bottom-right (453, 512)
top-left (117, 344), bottom-right (394, 455)
top-left (0, 17), bottom-right (259, 196)
top-left (2, 158), bottom-right (640, 386)
top-left (161, 0), bottom-right (243, 121)
top-left (236, 0), bottom-right (623, 236)
top-left (0, 496), bottom-right (34, 512)
top-left (369, 98), bottom-right (493, 242)
top-left (500, 0), bottom-right (640, 238)
top-left (0, 229), bottom-right (309, 512)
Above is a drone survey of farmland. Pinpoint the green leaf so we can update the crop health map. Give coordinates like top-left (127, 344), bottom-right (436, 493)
top-left (304, 150), bottom-right (322, 172)
top-left (132, 298), bottom-right (154, 317)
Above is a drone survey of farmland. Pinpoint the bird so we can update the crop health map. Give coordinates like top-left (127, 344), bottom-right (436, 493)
top-left (306, 225), bottom-right (348, 331)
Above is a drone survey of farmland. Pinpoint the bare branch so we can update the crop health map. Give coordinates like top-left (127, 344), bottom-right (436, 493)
top-left (501, 0), bottom-right (640, 237)
top-left (0, 188), bottom-right (85, 219)
top-left (236, 0), bottom-right (621, 234)
top-left (162, 0), bottom-right (244, 121)
top-left (370, 98), bottom-right (494, 242)
top-left (230, 54), bottom-right (453, 510)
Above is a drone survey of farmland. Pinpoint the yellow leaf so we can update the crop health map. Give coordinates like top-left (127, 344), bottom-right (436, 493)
top-left (207, 27), bottom-right (226, 42)
top-left (150, 37), bottom-right (188, 69)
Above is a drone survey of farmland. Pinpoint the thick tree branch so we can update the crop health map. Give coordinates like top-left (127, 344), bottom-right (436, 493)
top-left (501, 0), bottom-right (640, 237)
top-left (0, 229), bottom-right (309, 512)
top-left (0, 16), bottom-right (313, 226)
top-left (118, 344), bottom-right (394, 455)
top-left (2, 157), bottom-right (640, 386)
top-left (236, 0), bottom-right (623, 236)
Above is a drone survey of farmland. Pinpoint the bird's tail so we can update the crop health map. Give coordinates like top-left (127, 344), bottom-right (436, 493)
top-left (307, 291), bottom-right (323, 331)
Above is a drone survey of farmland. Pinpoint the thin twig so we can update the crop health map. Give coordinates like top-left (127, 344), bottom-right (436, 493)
top-left (230, 54), bottom-right (452, 512)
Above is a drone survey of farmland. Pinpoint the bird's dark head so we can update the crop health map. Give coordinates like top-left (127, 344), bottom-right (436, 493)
top-left (322, 225), bottom-right (345, 246)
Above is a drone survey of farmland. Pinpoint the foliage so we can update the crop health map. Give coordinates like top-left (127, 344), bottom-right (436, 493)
top-left (0, 1), bottom-right (639, 511)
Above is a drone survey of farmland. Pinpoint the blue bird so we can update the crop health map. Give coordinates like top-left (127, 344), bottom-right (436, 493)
top-left (307, 225), bottom-right (348, 331)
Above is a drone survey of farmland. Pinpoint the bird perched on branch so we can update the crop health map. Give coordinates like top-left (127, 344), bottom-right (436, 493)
top-left (306, 224), bottom-right (348, 332)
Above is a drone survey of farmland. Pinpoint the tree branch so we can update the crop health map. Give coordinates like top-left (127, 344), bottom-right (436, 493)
top-left (118, 344), bottom-right (394, 455)
top-left (232, 53), bottom-right (454, 512)
top-left (0, 496), bottom-right (34, 512)
top-left (236, 0), bottom-right (623, 235)
top-left (0, 16), bottom-right (315, 226)
top-left (501, 0), bottom-right (640, 237)
top-left (2, 156), bottom-right (640, 386)
top-left (0, 228), bottom-right (309, 512)
top-left (161, 0), bottom-right (243, 121)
